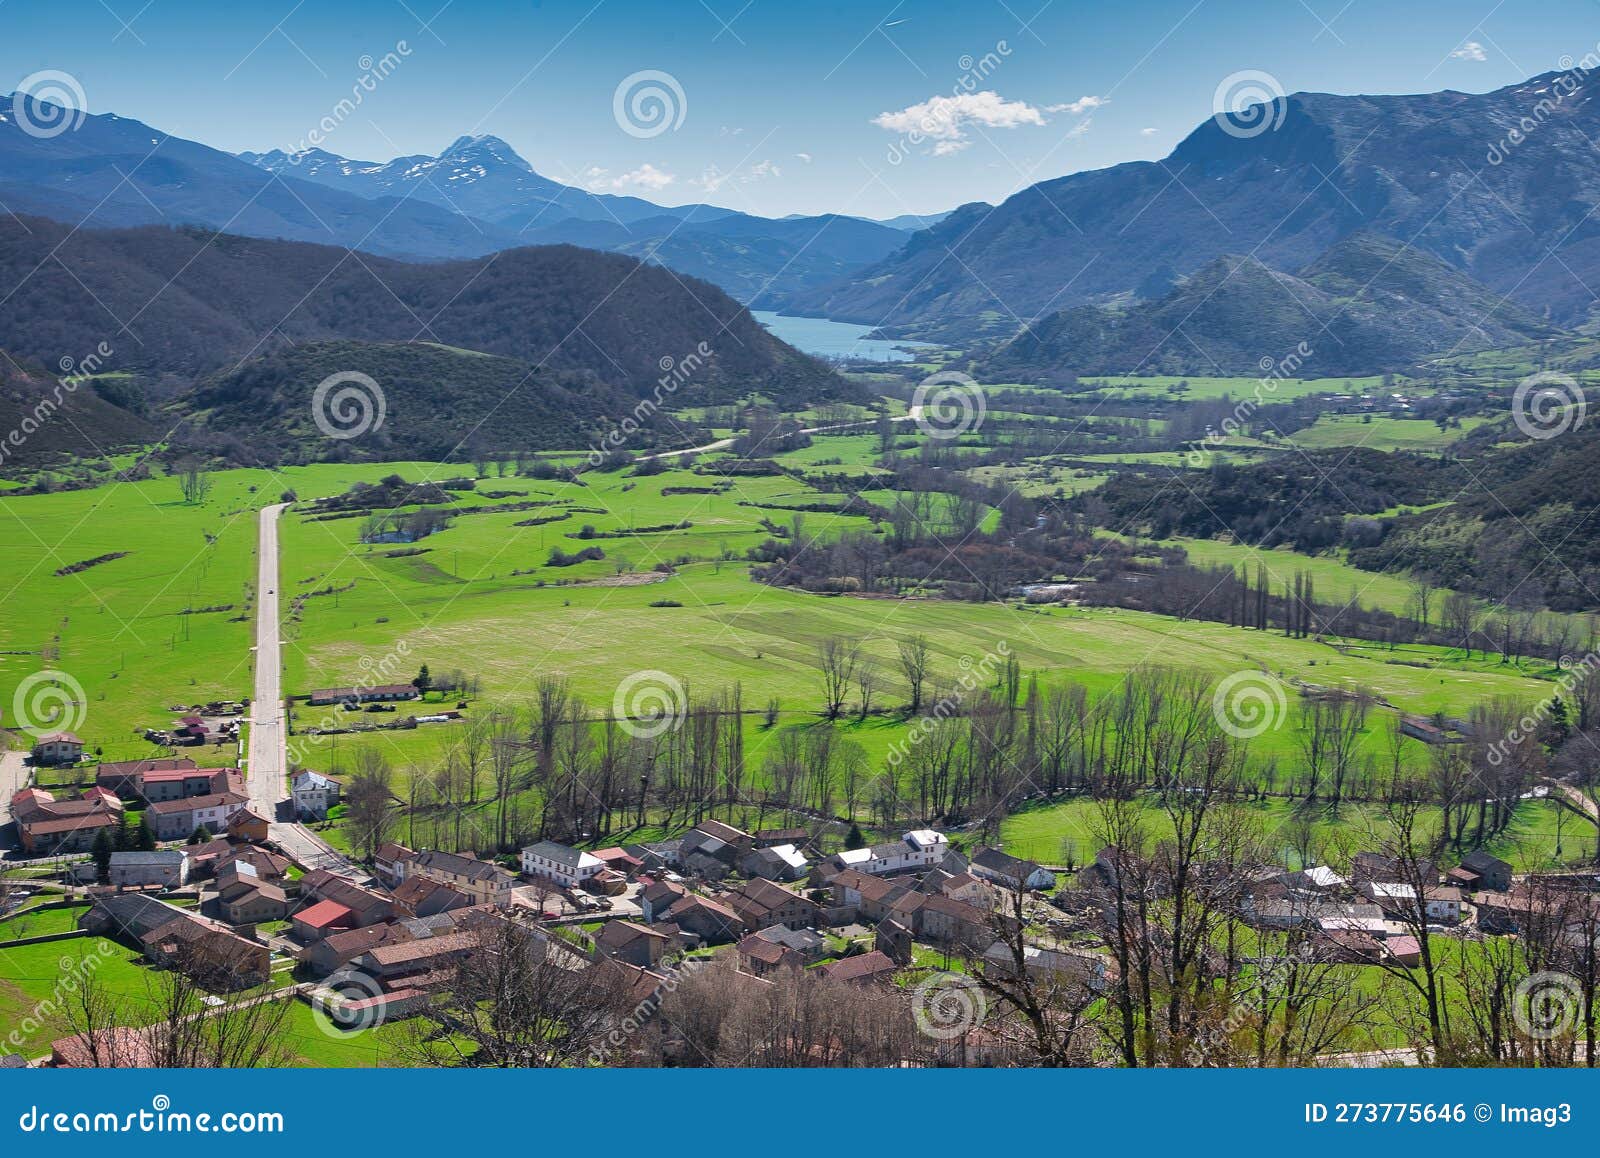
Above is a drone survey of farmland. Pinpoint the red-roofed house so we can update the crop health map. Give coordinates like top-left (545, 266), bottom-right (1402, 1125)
top-left (292, 899), bottom-right (357, 941)
top-left (819, 949), bottom-right (899, 985)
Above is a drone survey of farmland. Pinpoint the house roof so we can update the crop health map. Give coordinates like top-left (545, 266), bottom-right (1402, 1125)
top-left (753, 925), bottom-right (824, 953)
top-left (139, 766), bottom-right (230, 784)
top-left (413, 848), bottom-right (512, 884)
top-left (293, 899), bottom-right (356, 930)
top-left (820, 950), bottom-right (898, 982)
top-left (109, 850), bottom-right (187, 867)
top-left (310, 684), bottom-right (416, 699)
top-left (147, 791), bottom-right (247, 815)
top-left (1387, 935), bottom-right (1422, 958)
top-left (1292, 865), bottom-right (1346, 889)
top-left (734, 877), bottom-right (814, 917)
top-left (641, 879), bottom-right (688, 905)
top-left (832, 868), bottom-right (897, 903)
top-left (228, 881), bottom-right (288, 906)
top-left (362, 931), bottom-right (473, 968)
top-left (35, 731), bottom-right (83, 745)
top-left (664, 894), bottom-right (739, 923)
top-left (739, 935), bottom-right (797, 966)
top-left (19, 813), bottom-right (119, 837)
top-left (391, 876), bottom-right (474, 911)
top-left (1460, 849), bottom-right (1511, 874)
top-left (85, 894), bottom-right (192, 939)
top-left (750, 843), bottom-right (807, 870)
top-left (690, 819), bottom-right (749, 845)
top-left (597, 920), bottom-right (667, 950)
top-left (315, 923), bottom-right (410, 960)
top-left (301, 870), bottom-right (392, 916)
top-left (51, 1027), bottom-right (158, 1068)
top-left (521, 840), bottom-right (602, 870)
top-left (971, 847), bottom-right (1042, 877)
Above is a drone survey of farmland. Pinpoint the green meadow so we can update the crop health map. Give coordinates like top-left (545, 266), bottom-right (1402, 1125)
top-left (1, 441), bottom-right (1559, 781)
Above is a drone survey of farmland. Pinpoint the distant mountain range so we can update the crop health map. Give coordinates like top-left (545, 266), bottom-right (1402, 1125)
top-left (794, 72), bottom-right (1600, 333)
top-left (975, 234), bottom-right (1556, 378)
top-left (0, 94), bottom-right (918, 303)
top-left (7, 70), bottom-right (1599, 378)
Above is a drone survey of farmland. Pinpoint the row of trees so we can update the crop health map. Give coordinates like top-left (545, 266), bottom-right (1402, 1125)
top-left (329, 644), bottom-right (1596, 870)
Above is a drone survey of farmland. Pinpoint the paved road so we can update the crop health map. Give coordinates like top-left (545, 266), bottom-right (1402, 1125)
top-left (639, 405), bottom-right (924, 461)
top-left (247, 503), bottom-right (361, 879)
top-left (0, 748), bottom-right (31, 852)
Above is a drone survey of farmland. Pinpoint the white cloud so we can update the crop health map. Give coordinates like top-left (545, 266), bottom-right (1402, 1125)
top-left (1047, 95), bottom-right (1107, 115)
top-left (583, 162), bottom-right (676, 191)
top-left (795, 151), bottom-right (813, 163)
top-left (873, 90), bottom-right (1047, 146)
top-left (1451, 41), bottom-right (1487, 61)
top-left (1140, 126), bottom-right (1159, 136)
top-left (873, 90), bottom-right (1106, 156)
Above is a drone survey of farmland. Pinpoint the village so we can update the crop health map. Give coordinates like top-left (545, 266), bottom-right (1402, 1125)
top-left (7, 720), bottom-right (1599, 1068)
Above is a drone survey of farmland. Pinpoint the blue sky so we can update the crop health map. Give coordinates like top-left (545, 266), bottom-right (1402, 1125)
top-left (4, 0), bottom-right (1598, 219)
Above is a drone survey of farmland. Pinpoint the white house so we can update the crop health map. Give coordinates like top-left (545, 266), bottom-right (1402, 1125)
top-left (520, 840), bottom-right (604, 890)
top-left (824, 830), bottom-right (950, 879)
top-left (108, 850), bottom-right (189, 888)
top-left (1424, 886), bottom-right (1463, 923)
top-left (291, 770), bottom-right (342, 820)
top-left (31, 731), bottom-right (84, 766)
top-left (148, 791), bottom-right (249, 840)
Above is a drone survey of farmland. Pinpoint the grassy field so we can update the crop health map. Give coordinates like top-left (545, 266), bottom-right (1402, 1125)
top-left (1285, 414), bottom-right (1491, 452)
top-left (1001, 794), bottom-right (1589, 871)
top-left (0, 903), bottom-right (88, 940)
top-left (280, 999), bottom-right (420, 1067)
top-left (0, 935), bottom-right (152, 1056)
top-left (0, 434), bottom-right (1565, 840)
